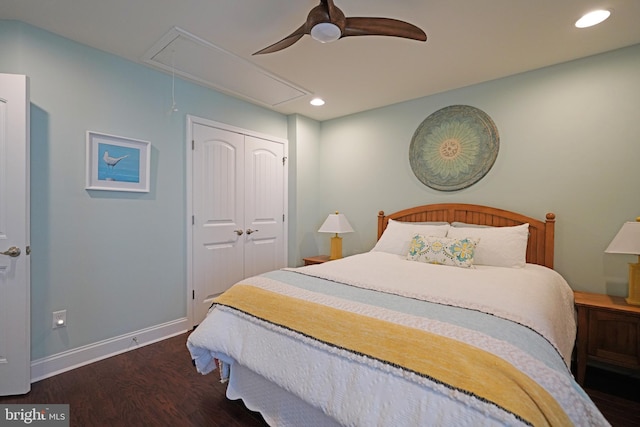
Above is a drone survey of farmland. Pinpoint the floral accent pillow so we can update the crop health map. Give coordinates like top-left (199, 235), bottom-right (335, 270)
top-left (406, 234), bottom-right (479, 268)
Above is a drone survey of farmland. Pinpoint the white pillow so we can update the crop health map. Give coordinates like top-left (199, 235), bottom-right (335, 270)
top-left (372, 219), bottom-right (450, 256)
top-left (446, 223), bottom-right (529, 268)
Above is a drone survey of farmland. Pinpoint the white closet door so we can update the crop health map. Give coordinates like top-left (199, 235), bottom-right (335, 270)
top-left (243, 135), bottom-right (285, 278)
top-left (191, 122), bottom-right (286, 326)
top-left (192, 124), bottom-right (245, 324)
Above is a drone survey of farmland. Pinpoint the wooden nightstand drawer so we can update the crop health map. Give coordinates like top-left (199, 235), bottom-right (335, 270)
top-left (587, 309), bottom-right (640, 369)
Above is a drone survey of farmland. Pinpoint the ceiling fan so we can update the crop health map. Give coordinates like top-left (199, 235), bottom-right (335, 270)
top-left (253, 0), bottom-right (427, 55)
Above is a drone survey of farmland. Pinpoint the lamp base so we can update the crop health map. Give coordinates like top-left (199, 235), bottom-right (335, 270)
top-left (329, 236), bottom-right (343, 260)
top-left (625, 297), bottom-right (640, 306)
top-left (626, 260), bottom-right (640, 306)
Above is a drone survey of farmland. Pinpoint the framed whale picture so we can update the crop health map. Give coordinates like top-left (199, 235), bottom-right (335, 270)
top-left (85, 131), bottom-right (150, 192)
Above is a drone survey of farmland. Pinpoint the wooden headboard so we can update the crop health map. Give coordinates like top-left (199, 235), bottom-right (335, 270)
top-left (377, 203), bottom-right (556, 269)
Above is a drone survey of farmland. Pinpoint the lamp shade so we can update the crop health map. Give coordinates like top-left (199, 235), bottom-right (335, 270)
top-left (605, 220), bottom-right (640, 255)
top-left (318, 212), bottom-right (354, 234)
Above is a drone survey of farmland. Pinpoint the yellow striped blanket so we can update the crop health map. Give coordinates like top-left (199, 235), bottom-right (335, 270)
top-left (215, 284), bottom-right (570, 427)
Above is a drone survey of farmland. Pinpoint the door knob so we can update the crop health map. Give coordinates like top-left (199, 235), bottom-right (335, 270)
top-left (246, 229), bottom-right (259, 235)
top-left (234, 229), bottom-right (244, 236)
top-left (0, 246), bottom-right (21, 257)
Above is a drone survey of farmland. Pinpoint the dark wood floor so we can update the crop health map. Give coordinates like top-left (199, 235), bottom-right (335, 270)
top-left (1, 333), bottom-right (268, 427)
top-left (1, 332), bottom-right (638, 426)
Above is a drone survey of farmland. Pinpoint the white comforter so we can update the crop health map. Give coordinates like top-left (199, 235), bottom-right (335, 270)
top-left (187, 252), bottom-right (608, 427)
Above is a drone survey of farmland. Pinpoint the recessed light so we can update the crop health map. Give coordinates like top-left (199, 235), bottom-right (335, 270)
top-left (575, 10), bottom-right (611, 28)
top-left (310, 97), bottom-right (325, 106)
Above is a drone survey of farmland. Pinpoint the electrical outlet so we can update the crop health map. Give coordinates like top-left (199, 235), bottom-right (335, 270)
top-left (52, 310), bottom-right (67, 329)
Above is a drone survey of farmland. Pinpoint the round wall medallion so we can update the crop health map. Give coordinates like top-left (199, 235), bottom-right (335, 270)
top-left (409, 105), bottom-right (499, 191)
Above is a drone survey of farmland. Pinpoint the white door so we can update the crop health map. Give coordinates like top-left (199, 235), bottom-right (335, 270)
top-left (0, 74), bottom-right (31, 396)
top-left (243, 135), bottom-right (285, 278)
top-left (191, 122), bottom-right (286, 325)
top-left (192, 124), bottom-right (245, 324)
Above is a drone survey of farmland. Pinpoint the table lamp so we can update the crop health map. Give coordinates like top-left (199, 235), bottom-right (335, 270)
top-left (318, 211), bottom-right (354, 260)
top-left (605, 217), bottom-right (640, 305)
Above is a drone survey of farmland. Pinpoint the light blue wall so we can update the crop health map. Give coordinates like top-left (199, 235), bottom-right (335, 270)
top-left (316, 43), bottom-right (640, 296)
top-left (0, 21), bottom-right (289, 360)
top-left (288, 114), bottom-right (324, 264)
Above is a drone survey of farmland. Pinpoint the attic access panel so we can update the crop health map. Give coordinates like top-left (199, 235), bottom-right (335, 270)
top-left (143, 27), bottom-right (309, 107)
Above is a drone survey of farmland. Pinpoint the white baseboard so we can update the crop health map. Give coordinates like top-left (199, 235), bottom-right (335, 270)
top-left (30, 317), bottom-right (190, 383)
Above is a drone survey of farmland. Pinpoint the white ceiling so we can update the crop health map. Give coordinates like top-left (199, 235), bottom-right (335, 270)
top-left (2, 0), bottom-right (640, 121)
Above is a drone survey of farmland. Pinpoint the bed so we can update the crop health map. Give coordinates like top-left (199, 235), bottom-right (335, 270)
top-left (187, 203), bottom-right (609, 426)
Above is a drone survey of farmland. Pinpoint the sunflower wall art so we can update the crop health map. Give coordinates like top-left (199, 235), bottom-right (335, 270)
top-left (409, 105), bottom-right (499, 191)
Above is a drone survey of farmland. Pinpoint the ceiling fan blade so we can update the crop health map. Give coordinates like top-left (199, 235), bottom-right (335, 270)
top-left (343, 17), bottom-right (427, 41)
top-left (323, 0), bottom-right (341, 24)
top-left (253, 24), bottom-right (307, 55)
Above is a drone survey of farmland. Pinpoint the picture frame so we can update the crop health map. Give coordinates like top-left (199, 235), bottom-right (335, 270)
top-left (85, 131), bottom-right (150, 192)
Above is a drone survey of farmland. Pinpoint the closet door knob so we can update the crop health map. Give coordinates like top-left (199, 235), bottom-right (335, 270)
top-left (0, 246), bottom-right (21, 257)
top-left (246, 229), bottom-right (259, 235)
top-left (233, 229), bottom-right (244, 236)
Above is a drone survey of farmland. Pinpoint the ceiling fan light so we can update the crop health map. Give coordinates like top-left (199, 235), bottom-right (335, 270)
top-left (575, 10), bottom-right (611, 28)
top-left (310, 23), bottom-right (341, 43)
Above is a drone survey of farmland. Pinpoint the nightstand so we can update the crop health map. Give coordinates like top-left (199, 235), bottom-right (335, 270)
top-left (302, 255), bottom-right (331, 266)
top-left (574, 291), bottom-right (640, 385)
